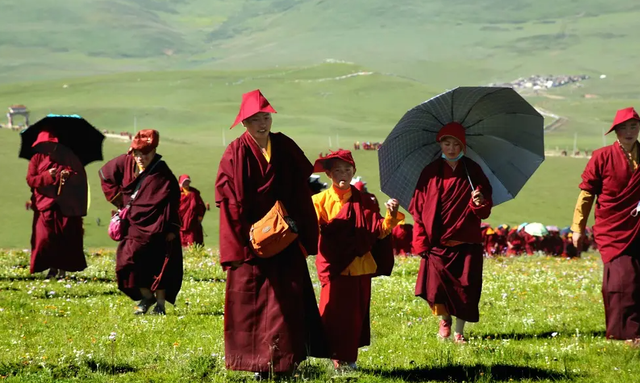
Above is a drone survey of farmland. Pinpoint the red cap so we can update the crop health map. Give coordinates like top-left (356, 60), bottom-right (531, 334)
top-left (129, 129), bottom-right (159, 154)
top-left (313, 149), bottom-right (356, 173)
top-left (606, 107), bottom-right (640, 135)
top-left (437, 122), bottom-right (466, 151)
top-left (32, 130), bottom-right (58, 147)
top-left (179, 174), bottom-right (191, 187)
top-left (230, 89), bottom-right (277, 129)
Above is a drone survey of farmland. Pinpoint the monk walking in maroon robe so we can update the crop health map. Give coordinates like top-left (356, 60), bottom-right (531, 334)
top-left (312, 150), bottom-right (402, 370)
top-left (178, 174), bottom-right (206, 247)
top-left (410, 123), bottom-right (493, 344)
top-left (572, 107), bottom-right (640, 341)
top-left (215, 90), bottom-right (327, 379)
top-left (27, 130), bottom-right (87, 279)
top-left (99, 129), bottom-right (183, 315)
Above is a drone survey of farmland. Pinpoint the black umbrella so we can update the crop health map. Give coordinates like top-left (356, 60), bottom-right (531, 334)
top-left (379, 87), bottom-right (544, 209)
top-left (19, 114), bottom-right (105, 166)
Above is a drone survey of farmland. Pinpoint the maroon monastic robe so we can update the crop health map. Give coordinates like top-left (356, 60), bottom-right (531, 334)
top-left (179, 187), bottom-right (206, 247)
top-left (315, 187), bottom-right (394, 362)
top-left (215, 131), bottom-right (328, 373)
top-left (410, 158), bottom-right (492, 322)
top-left (27, 143), bottom-right (87, 273)
top-left (392, 224), bottom-right (414, 256)
top-left (507, 229), bottom-right (524, 256)
top-left (99, 154), bottom-right (183, 304)
top-left (579, 141), bottom-right (640, 339)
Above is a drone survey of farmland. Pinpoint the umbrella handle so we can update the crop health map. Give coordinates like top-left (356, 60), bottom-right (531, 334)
top-left (462, 160), bottom-right (475, 191)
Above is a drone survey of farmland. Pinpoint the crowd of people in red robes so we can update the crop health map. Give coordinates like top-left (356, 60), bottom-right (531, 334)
top-left (22, 90), bottom-right (640, 379)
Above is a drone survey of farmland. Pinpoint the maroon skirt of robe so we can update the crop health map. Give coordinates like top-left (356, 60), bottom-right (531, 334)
top-left (415, 243), bottom-right (484, 322)
top-left (602, 247), bottom-right (640, 340)
top-left (224, 242), bottom-right (328, 373)
top-left (319, 275), bottom-right (371, 362)
top-left (30, 207), bottom-right (86, 273)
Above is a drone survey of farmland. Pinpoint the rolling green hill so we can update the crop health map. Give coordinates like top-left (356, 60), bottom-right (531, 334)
top-left (2, 0), bottom-right (639, 87)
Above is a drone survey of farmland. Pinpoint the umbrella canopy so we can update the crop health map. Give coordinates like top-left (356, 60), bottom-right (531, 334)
top-left (517, 222), bottom-right (529, 232)
top-left (19, 114), bottom-right (105, 166)
top-left (378, 87), bottom-right (544, 210)
top-left (546, 225), bottom-right (560, 233)
top-left (524, 222), bottom-right (549, 237)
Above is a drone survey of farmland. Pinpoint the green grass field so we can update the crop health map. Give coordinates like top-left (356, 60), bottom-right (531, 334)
top-left (1, 249), bottom-right (638, 382)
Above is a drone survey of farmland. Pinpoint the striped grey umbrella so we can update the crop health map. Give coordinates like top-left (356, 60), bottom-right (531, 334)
top-left (378, 86), bottom-right (544, 210)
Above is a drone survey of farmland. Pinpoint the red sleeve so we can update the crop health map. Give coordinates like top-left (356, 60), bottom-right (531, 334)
top-left (26, 154), bottom-right (57, 188)
top-left (469, 164), bottom-right (493, 220)
top-left (215, 145), bottom-right (254, 268)
top-left (409, 172), bottom-right (430, 255)
top-left (277, 134), bottom-right (319, 255)
top-left (195, 190), bottom-right (206, 218)
top-left (99, 154), bottom-right (127, 208)
top-left (579, 151), bottom-right (602, 195)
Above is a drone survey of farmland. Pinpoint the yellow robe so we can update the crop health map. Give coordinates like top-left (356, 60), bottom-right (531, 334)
top-left (312, 185), bottom-right (404, 276)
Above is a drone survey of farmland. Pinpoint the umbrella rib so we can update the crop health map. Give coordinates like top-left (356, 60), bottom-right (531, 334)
top-left (464, 111), bottom-right (543, 130)
top-left (419, 106), bottom-right (447, 127)
top-left (459, 88), bottom-right (506, 125)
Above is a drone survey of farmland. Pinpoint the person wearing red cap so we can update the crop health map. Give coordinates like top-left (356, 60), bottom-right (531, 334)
top-left (99, 129), bottom-right (183, 316)
top-left (311, 149), bottom-right (403, 370)
top-left (215, 90), bottom-right (327, 378)
top-left (410, 122), bottom-right (493, 344)
top-left (27, 130), bottom-right (88, 279)
top-left (178, 175), bottom-right (206, 247)
top-left (571, 107), bottom-right (640, 341)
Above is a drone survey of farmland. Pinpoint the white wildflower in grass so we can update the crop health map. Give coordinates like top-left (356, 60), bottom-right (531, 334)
top-left (109, 332), bottom-right (117, 342)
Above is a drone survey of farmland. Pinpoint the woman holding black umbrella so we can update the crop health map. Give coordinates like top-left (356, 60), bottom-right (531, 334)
top-left (410, 123), bottom-right (493, 343)
top-left (99, 130), bottom-right (183, 315)
top-left (26, 129), bottom-right (88, 279)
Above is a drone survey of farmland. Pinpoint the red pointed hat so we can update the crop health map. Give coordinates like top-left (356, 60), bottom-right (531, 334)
top-left (230, 89), bottom-right (277, 129)
top-left (606, 107), bottom-right (639, 135)
top-left (313, 149), bottom-right (356, 173)
top-left (32, 130), bottom-right (58, 147)
top-left (436, 122), bottom-right (466, 151)
top-left (179, 174), bottom-right (191, 187)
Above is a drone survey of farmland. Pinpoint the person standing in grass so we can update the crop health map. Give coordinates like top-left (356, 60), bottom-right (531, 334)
top-left (572, 107), bottom-right (640, 342)
top-left (99, 129), bottom-right (183, 315)
top-left (311, 149), bottom-right (402, 370)
top-left (215, 89), bottom-right (327, 379)
top-left (410, 123), bottom-right (493, 344)
top-left (27, 130), bottom-right (87, 280)
top-left (178, 174), bottom-right (206, 247)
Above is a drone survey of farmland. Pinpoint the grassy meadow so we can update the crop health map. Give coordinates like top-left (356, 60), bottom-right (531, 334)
top-left (2, 249), bottom-right (639, 382)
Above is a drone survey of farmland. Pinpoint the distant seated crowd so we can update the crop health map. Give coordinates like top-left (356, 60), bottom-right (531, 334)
top-left (353, 141), bottom-right (382, 150)
top-left (389, 223), bottom-right (596, 258)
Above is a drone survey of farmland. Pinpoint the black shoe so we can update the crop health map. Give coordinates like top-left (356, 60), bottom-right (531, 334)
top-left (45, 268), bottom-right (58, 280)
top-left (253, 372), bottom-right (269, 381)
top-left (151, 304), bottom-right (166, 316)
top-left (134, 297), bottom-right (157, 315)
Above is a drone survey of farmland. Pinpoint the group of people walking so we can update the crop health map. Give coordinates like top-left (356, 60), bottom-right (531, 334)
top-left (23, 88), bottom-right (640, 378)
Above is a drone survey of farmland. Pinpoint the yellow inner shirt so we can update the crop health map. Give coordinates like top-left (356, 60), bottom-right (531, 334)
top-left (312, 184), bottom-right (404, 276)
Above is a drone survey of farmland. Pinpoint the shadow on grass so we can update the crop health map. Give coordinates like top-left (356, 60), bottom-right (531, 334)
top-left (190, 309), bottom-right (224, 316)
top-left (475, 330), bottom-right (606, 340)
top-left (85, 359), bottom-right (137, 374)
top-left (0, 275), bottom-right (115, 283)
top-left (0, 359), bottom-right (136, 378)
top-left (362, 363), bottom-right (578, 382)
